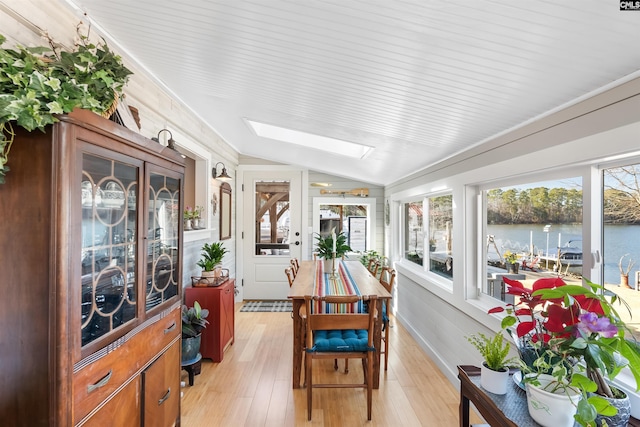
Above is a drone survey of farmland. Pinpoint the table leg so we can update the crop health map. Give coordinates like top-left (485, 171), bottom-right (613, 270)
top-left (372, 299), bottom-right (383, 389)
top-left (460, 387), bottom-right (470, 427)
top-left (292, 299), bottom-right (303, 388)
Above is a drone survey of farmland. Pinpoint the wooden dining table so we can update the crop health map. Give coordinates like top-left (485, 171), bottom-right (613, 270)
top-left (287, 259), bottom-right (392, 389)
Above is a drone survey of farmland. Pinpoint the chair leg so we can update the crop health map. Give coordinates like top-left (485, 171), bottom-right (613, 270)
top-left (306, 353), bottom-right (313, 421)
top-left (333, 358), bottom-right (349, 373)
top-left (366, 353), bottom-right (373, 421)
top-left (384, 322), bottom-right (389, 371)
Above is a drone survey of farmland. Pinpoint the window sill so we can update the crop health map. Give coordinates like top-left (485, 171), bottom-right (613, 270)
top-left (184, 228), bottom-right (212, 243)
top-left (396, 259), bottom-right (453, 295)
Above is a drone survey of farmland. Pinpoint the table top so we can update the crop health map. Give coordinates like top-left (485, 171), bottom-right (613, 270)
top-left (288, 260), bottom-right (391, 299)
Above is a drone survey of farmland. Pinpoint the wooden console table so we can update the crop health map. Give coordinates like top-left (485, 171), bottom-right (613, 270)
top-left (458, 365), bottom-right (639, 427)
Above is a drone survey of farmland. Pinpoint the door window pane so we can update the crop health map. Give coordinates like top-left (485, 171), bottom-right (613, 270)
top-left (484, 178), bottom-right (582, 302)
top-left (603, 164), bottom-right (640, 338)
top-left (319, 204), bottom-right (369, 252)
top-left (255, 180), bottom-right (290, 256)
top-left (146, 173), bottom-right (180, 311)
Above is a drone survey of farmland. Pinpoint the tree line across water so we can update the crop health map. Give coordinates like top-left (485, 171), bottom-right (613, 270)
top-left (487, 190), bottom-right (640, 225)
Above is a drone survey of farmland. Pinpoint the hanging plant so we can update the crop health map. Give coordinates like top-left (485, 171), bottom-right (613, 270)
top-left (0, 23), bottom-right (133, 183)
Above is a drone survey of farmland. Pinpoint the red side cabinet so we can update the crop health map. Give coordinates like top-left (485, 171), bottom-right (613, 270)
top-left (184, 279), bottom-right (235, 362)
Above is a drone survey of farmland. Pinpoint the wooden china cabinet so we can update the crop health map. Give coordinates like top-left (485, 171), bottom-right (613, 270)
top-left (0, 109), bottom-right (184, 426)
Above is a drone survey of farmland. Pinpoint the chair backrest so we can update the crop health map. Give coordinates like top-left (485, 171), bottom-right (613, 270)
top-left (285, 267), bottom-right (295, 287)
top-left (367, 258), bottom-right (377, 273)
top-left (304, 295), bottom-right (377, 350)
top-left (290, 258), bottom-right (299, 276)
top-left (379, 267), bottom-right (396, 294)
top-left (370, 261), bottom-right (381, 278)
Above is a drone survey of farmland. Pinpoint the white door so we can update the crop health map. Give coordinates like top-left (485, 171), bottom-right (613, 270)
top-left (241, 169), bottom-right (304, 300)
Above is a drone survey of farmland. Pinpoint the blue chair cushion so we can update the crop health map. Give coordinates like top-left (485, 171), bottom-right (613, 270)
top-left (311, 329), bottom-right (370, 352)
top-left (382, 301), bottom-right (389, 325)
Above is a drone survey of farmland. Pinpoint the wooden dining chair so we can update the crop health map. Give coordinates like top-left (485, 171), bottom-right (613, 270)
top-left (290, 258), bottom-right (300, 277)
top-left (286, 266), bottom-right (307, 386)
top-left (378, 266), bottom-right (396, 371)
top-left (285, 266), bottom-right (295, 287)
top-left (367, 258), bottom-right (378, 274)
top-left (304, 294), bottom-right (378, 421)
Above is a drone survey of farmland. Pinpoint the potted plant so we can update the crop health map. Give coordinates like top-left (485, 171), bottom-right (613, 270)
top-left (466, 332), bottom-right (518, 394)
top-left (196, 242), bottom-right (229, 278)
top-left (0, 24), bottom-right (132, 184)
top-left (184, 206), bottom-right (195, 230)
top-left (181, 301), bottom-right (209, 362)
top-left (314, 230), bottom-right (352, 260)
top-left (490, 276), bottom-right (640, 427)
top-left (503, 250), bottom-right (519, 274)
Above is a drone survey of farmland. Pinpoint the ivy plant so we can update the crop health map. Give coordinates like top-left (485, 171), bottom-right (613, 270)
top-left (0, 24), bottom-right (132, 183)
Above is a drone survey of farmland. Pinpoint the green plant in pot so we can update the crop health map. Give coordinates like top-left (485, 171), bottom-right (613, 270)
top-left (196, 242), bottom-right (229, 278)
top-left (181, 301), bottom-right (209, 362)
top-left (314, 230), bottom-right (352, 260)
top-left (0, 24), bottom-right (132, 184)
top-left (490, 276), bottom-right (640, 427)
top-left (467, 332), bottom-right (518, 395)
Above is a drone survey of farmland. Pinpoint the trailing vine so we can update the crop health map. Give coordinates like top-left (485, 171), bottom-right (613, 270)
top-left (0, 23), bottom-right (132, 183)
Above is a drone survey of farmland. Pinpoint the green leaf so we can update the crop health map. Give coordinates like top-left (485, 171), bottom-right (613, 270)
top-left (575, 397), bottom-right (598, 426)
top-left (588, 395), bottom-right (617, 416)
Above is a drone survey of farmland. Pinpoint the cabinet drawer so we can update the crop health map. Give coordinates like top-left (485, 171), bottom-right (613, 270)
top-left (143, 341), bottom-right (180, 427)
top-left (73, 306), bottom-right (180, 423)
top-left (80, 377), bottom-right (141, 427)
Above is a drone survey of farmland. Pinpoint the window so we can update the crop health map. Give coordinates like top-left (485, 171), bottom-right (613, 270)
top-left (312, 197), bottom-right (377, 256)
top-left (318, 204), bottom-right (369, 252)
top-left (403, 194), bottom-right (454, 278)
top-left (428, 195), bottom-right (453, 278)
top-left (404, 201), bottom-right (423, 265)
top-left (483, 177), bottom-right (583, 302)
top-left (603, 162), bottom-right (640, 339)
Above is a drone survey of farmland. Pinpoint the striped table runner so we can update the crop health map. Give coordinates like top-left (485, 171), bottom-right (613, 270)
top-left (313, 260), bottom-right (364, 313)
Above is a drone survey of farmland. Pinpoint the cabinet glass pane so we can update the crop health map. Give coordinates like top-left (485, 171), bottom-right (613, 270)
top-left (146, 173), bottom-right (180, 311)
top-left (81, 154), bottom-right (138, 346)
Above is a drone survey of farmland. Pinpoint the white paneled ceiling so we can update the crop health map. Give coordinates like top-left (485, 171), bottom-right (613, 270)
top-left (64, 0), bottom-right (640, 185)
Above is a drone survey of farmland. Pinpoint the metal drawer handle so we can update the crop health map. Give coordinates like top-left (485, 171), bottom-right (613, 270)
top-left (164, 322), bottom-right (176, 334)
top-left (87, 369), bottom-right (113, 393)
top-left (158, 388), bottom-right (171, 405)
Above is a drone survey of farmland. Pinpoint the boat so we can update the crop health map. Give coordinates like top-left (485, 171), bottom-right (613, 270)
top-left (538, 239), bottom-right (582, 268)
top-left (557, 239), bottom-right (583, 266)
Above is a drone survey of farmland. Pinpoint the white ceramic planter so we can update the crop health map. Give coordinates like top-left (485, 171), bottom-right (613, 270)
top-left (525, 374), bottom-right (581, 427)
top-left (480, 362), bottom-right (509, 395)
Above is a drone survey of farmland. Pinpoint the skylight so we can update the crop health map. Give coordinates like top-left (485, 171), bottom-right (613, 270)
top-left (245, 119), bottom-right (373, 159)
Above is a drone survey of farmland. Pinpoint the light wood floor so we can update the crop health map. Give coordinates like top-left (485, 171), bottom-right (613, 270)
top-left (180, 303), bottom-right (482, 426)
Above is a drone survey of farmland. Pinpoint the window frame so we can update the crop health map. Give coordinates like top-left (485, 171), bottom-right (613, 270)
top-left (397, 189), bottom-right (454, 292)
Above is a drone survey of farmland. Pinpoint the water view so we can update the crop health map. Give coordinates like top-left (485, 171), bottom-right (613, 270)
top-left (487, 223), bottom-right (640, 286)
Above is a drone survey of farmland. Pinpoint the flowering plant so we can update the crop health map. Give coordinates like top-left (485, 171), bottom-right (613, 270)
top-left (489, 276), bottom-right (640, 426)
top-left (503, 250), bottom-right (518, 265)
top-left (193, 205), bottom-right (204, 219)
top-left (184, 206), bottom-right (197, 220)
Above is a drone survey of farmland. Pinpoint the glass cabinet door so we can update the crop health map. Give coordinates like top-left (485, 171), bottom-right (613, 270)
top-left (145, 171), bottom-right (180, 311)
top-left (81, 153), bottom-right (139, 347)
